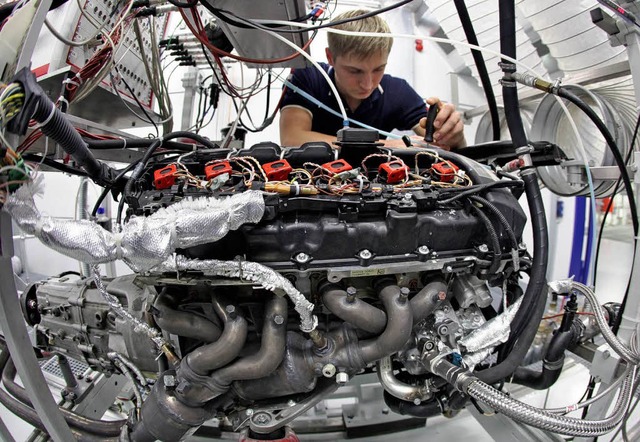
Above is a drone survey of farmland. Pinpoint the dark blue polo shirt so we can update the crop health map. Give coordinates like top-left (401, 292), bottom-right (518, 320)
top-left (281, 63), bottom-right (427, 139)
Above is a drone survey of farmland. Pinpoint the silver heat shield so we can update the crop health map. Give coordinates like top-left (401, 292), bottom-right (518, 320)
top-left (4, 181), bottom-right (265, 272)
top-left (153, 255), bottom-right (318, 333)
top-left (459, 297), bottom-right (523, 354)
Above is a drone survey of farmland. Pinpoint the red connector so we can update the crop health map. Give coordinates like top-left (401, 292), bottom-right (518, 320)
top-left (263, 159), bottom-right (293, 181)
top-left (378, 160), bottom-right (409, 184)
top-left (205, 161), bottom-right (232, 180)
top-left (322, 159), bottom-right (352, 175)
top-left (432, 161), bottom-right (459, 182)
top-left (154, 164), bottom-right (178, 189)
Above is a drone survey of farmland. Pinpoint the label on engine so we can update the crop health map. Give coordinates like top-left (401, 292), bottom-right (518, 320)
top-left (350, 268), bottom-right (387, 277)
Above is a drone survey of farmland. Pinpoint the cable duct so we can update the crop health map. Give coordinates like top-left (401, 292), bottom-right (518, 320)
top-left (516, 0), bottom-right (627, 74)
top-left (530, 84), bottom-right (630, 197)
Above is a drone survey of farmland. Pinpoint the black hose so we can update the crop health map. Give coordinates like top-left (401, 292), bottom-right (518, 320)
top-left (468, 195), bottom-right (519, 250)
top-left (468, 202), bottom-right (502, 274)
top-left (383, 390), bottom-right (442, 418)
top-left (556, 87), bottom-right (639, 236)
top-left (454, 0), bottom-right (500, 141)
top-left (499, 0), bottom-right (528, 149)
top-left (475, 283), bottom-right (547, 384)
top-left (511, 322), bottom-right (579, 390)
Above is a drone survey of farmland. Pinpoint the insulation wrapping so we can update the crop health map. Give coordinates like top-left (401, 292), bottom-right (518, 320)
top-left (458, 297), bottom-right (522, 353)
top-left (92, 266), bottom-right (167, 351)
top-left (153, 255), bottom-right (318, 332)
top-left (466, 368), bottom-right (637, 437)
top-left (547, 278), bottom-right (573, 295)
top-left (3, 181), bottom-right (265, 272)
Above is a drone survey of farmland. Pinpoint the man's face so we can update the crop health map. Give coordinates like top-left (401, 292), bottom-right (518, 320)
top-left (326, 48), bottom-right (388, 103)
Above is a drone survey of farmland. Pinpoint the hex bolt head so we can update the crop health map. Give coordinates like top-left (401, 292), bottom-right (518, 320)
top-left (225, 305), bottom-right (237, 319)
top-left (478, 244), bottom-right (489, 253)
top-left (418, 245), bottom-right (430, 255)
top-left (295, 252), bottom-right (310, 263)
top-left (252, 412), bottom-right (271, 425)
top-left (413, 398), bottom-right (422, 405)
top-left (246, 408), bottom-right (254, 417)
top-left (287, 400), bottom-right (297, 407)
top-left (399, 287), bottom-right (410, 304)
top-left (163, 374), bottom-right (176, 389)
top-left (274, 315), bottom-right (284, 325)
top-left (445, 266), bottom-right (453, 272)
top-left (359, 249), bottom-right (372, 260)
top-left (336, 372), bottom-right (349, 384)
top-left (322, 363), bottom-right (337, 378)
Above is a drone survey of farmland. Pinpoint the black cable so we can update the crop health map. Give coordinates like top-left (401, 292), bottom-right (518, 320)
top-left (437, 180), bottom-right (523, 204)
top-left (201, 0), bottom-right (414, 35)
top-left (468, 202), bottom-right (502, 273)
top-left (166, 0), bottom-right (198, 8)
top-left (593, 111), bottom-right (640, 288)
top-left (454, 0), bottom-right (500, 141)
top-left (468, 194), bottom-right (519, 250)
top-left (21, 154), bottom-right (89, 177)
top-left (90, 150), bottom-right (185, 218)
top-left (110, 70), bottom-right (159, 136)
top-left (557, 87), bottom-right (638, 235)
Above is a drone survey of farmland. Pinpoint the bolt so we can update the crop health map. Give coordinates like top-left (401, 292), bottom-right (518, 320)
top-left (252, 412), bottom-right (271, 425)
top-left (445, 266), bottom-right (453, 273)
top-left (602, 350), bottom-right (611, 360)
top-left (437, 291), bottom-right (447, 301)
top-left (287, 400), bottom-right (296, 407)
top-left (322, 363), bottom-right (337, 378)
top-left (443, 305), bottom-right (451, 314)
top-left (274, 315), bottom-right (284, 325)
top-left (478, 244), bottom-right (489, 253)
top-left (418, 245), bottom-right (430, 255)
top-left (382, 408), bottom-right (390, 415)
top-left (246, 408), bottom-right (254, 417)
top-left (163, 374), bottom-right (176, 388)
top-left (413, 398), bottom-right (422, 405)
top-left (336, 372), bottom-right (349, 384)
top-left (359, 249), bottom-right (372, 260)
top-left (399, 287), bottom-right (409, 304)
top-left (225, 305), bottom-right (237, 319)
top-left (424, 341), bottom-right (435, 352)
top-left (295, 252), bottom-right (309, 263)
top-left (27, 300), bottom-right (37, 309)
top-left (438, 325), bottom-right (449, 335)
top-left (346, 286), bottom-right (357, 303)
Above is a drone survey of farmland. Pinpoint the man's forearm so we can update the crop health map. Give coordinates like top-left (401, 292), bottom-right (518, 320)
top-left (281, 130), bottom-right (339, 148)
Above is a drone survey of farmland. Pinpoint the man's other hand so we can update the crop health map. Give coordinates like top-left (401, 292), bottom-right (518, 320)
top-left (418, 97), bottom-right (466, 150)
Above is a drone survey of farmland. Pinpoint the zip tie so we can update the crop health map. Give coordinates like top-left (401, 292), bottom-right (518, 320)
top-left (357, 175), bottom-right (364, 193)
top-left (292, 182), bottom-right (300, 195)
top-left (32, 102), bottom-right (56, 130)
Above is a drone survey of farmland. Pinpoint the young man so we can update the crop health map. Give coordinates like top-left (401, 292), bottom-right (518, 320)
top-left (279, 9), bottom-right (466, 150)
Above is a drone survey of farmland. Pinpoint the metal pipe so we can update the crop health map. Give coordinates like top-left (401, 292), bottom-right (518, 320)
top-left (213, 296), bottom-right (288, 385)
top-left (153, 291), bottom-right (222, 343)
top-left (359, 284), bottom-right (412, 364)
top-left (410, 279), bottom-right (448, 325)
top-left (377, 356), bottom-right (429, 402)
top-left (321, 285), bottom-right (386, 334)
top-left (186, 296), bottom-right (248, 375)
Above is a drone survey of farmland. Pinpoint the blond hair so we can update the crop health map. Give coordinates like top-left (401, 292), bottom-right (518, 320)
top-left (327, 10), bottom-right (393, 60)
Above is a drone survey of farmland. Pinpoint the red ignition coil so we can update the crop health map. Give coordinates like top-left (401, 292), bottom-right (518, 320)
top-left (378, 160), bottom-right (409, 184)
top-left (263, 159), bottom-right (293, 181)
top-left (205, 161), bottom-right (232, 180)
top-left (321, 159), bottom-right (352, 174)
top-left (432, 161), bottom-right (460, 183)
top-left (154, 164), bottom-right (178, 189)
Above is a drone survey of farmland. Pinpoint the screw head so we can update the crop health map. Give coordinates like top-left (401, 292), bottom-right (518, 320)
top-left (163, 374), bottom-right (176, 388)
top-left (287, 400), bottom-right (296, 407)
top-left (246, 408), bottom-right (254, 417)
top-left (359, 249), bottom-right (372, 260)
top-left (418, 245), bottom-right (430, 255)
top-left (295, 252), bottom-right (310, 263)
top-left (478, 244), bottom-right (489, 253)
top-left (252, 412), bottom-right (271, 425)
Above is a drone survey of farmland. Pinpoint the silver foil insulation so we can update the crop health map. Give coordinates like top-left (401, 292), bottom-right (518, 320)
top-left (4, 181), bottom-right (265, 272)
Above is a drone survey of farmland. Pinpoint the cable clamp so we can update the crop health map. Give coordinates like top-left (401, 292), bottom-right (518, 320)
top-left (498, 78), bottom-right (517, 88)
top-left (498, 61), bottom-right (516, 73)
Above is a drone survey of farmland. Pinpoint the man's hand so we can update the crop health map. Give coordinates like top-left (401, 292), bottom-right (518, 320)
top-left (417, 97), bottom-right (466, 150)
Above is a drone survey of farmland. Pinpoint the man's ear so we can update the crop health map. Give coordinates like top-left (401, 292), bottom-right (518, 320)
top-left (325, 47), bottom-right (334, 66)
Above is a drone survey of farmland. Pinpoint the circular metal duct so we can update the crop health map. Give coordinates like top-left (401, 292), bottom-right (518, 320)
top-left (530, 85), bottom-right (630, 197)
top-left (474, 102), bottom-right (538, 144)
